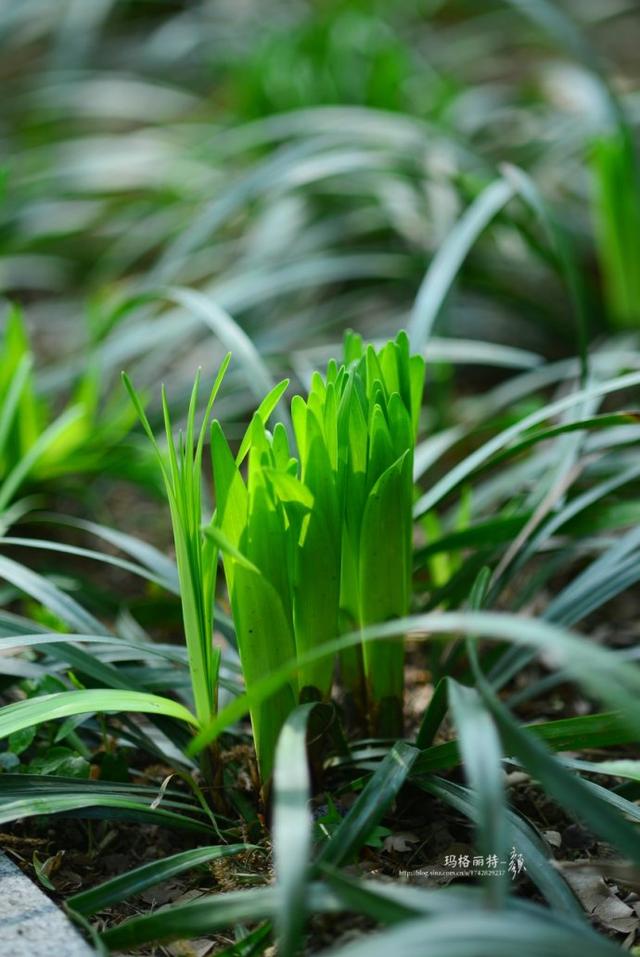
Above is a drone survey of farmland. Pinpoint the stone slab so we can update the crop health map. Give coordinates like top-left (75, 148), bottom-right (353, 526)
top-left (0, 852), bottom-right (94, 956)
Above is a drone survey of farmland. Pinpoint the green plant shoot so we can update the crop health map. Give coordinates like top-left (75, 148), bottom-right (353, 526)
top-left (336, 330), bottom-right (424, 736)
top-left (212, 330), bottom-right (424, 778)
top-left (123, 359), bottom-right (230, 787)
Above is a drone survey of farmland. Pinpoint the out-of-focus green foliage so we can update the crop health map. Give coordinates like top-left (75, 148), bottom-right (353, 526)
top-left (1, 0), bottom-right (639, 431)
top-left (0, 305), bottom-right (151, 520)
top-left (227, 1), bottom-right (419, 117)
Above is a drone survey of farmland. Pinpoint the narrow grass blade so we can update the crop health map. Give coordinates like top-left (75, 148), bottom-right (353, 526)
top-left (273, 704), bottom-right (315, 957)
top-left (414, 369), bottom-right (640, 517)
top-left (68, 844), bottom-right (256, 916)
top-left (165, 286), bottom-right (280, 409)
top-left (415, 676), bottom-right (449, 749)
top-left (35, 513), bottom-right (179, 592)
top-left (0, 537), bottom-right (172, 590)
top-left (322, 865), bottom-right (579, 924)
top-left (448, 680), bottom-right (508, 906)
top-left (414, 711), bottom-right (635, 776)
top-left (317, 741), bottom-right (418, 867)
top-left (407, 178), bottom-right (515, 350)
top-left (0, 353), bottom-right (32, 460)
top-left (500, 163), bottom-right (590, 384)
top-left (0, 689), bottom-right (198, 740)
top-left (0, 554), bottom-right (109, 635)
top-left (100, 885), bottom-right (341, 951)
top-left (0, 794), bottom-right (210, 833)
top-left (0, 406), bottom-right (85, 511)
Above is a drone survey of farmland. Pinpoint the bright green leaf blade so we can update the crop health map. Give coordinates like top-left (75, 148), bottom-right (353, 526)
top-left (0, 690), bottom-right (198, 741)
top-left (236, 378), bottom-right (291, 465)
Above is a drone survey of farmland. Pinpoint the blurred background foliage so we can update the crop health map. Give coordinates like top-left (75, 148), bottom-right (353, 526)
top-left (1, 0), bottom-right (640, 468)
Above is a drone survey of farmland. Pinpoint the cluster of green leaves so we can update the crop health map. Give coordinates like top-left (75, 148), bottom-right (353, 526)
top-left (319, 331), bottom-right (424, 736)
top-left (122, 361), bottom-right (229, 740)
top-left (211, 331), bottom-right (423, 778)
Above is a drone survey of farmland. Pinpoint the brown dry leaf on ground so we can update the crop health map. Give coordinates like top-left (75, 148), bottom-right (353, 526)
top-left (557, 861), bottom-right (640, 936)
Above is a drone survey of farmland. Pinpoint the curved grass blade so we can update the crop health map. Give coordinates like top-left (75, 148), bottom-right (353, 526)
top-left (562, 758), bottom-right (640, 782)
top-left (415, 676), bottom-right (449, 749)
top-left (414, 711), bottom-right (635, 776)
top-left (0, 630), bottom-right (188, 665)
top-left (0, 689), bottom-right (198, 740)
top-left (189, 610), bottom-right (640, 756)
top-left (503, 0), bottom-right (623, 127)
top-left (0, 793), bottom-right (210, 833)
top-left (165, 286), bottom-right (280, 410)
top-left (100, 885), bottom-right (341, 951)
top-left (0, 537), bottom-right (172, 591)
top-left (500, 163), bottom-right (590, 384)
top-left (214, 923), bottom-right (272, 957)
top-left (0, 405), bottom-right (84, 512)
top-left (478, 413), bottom-right (638, 476)
top-left (491, 457), bottom-right (640, 604)
top-left (0, 353), bottom-right (33, 460)
top-left (34, 513), bottom-right (179, 592)
top-left (321, 865), bottom-right (486, 923)
top-left (414, 369), bottom-right (640, 517)
top-left (322, 865), bottom-right (580, 926)
top-left (68, 843), bottom-right (256, 917)
top-left (474, 677), bottom-right (640, 864)
top-left (0, 554), bottom-right (109, 635)
top-left (407, 178), bottom-right (515, 350)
